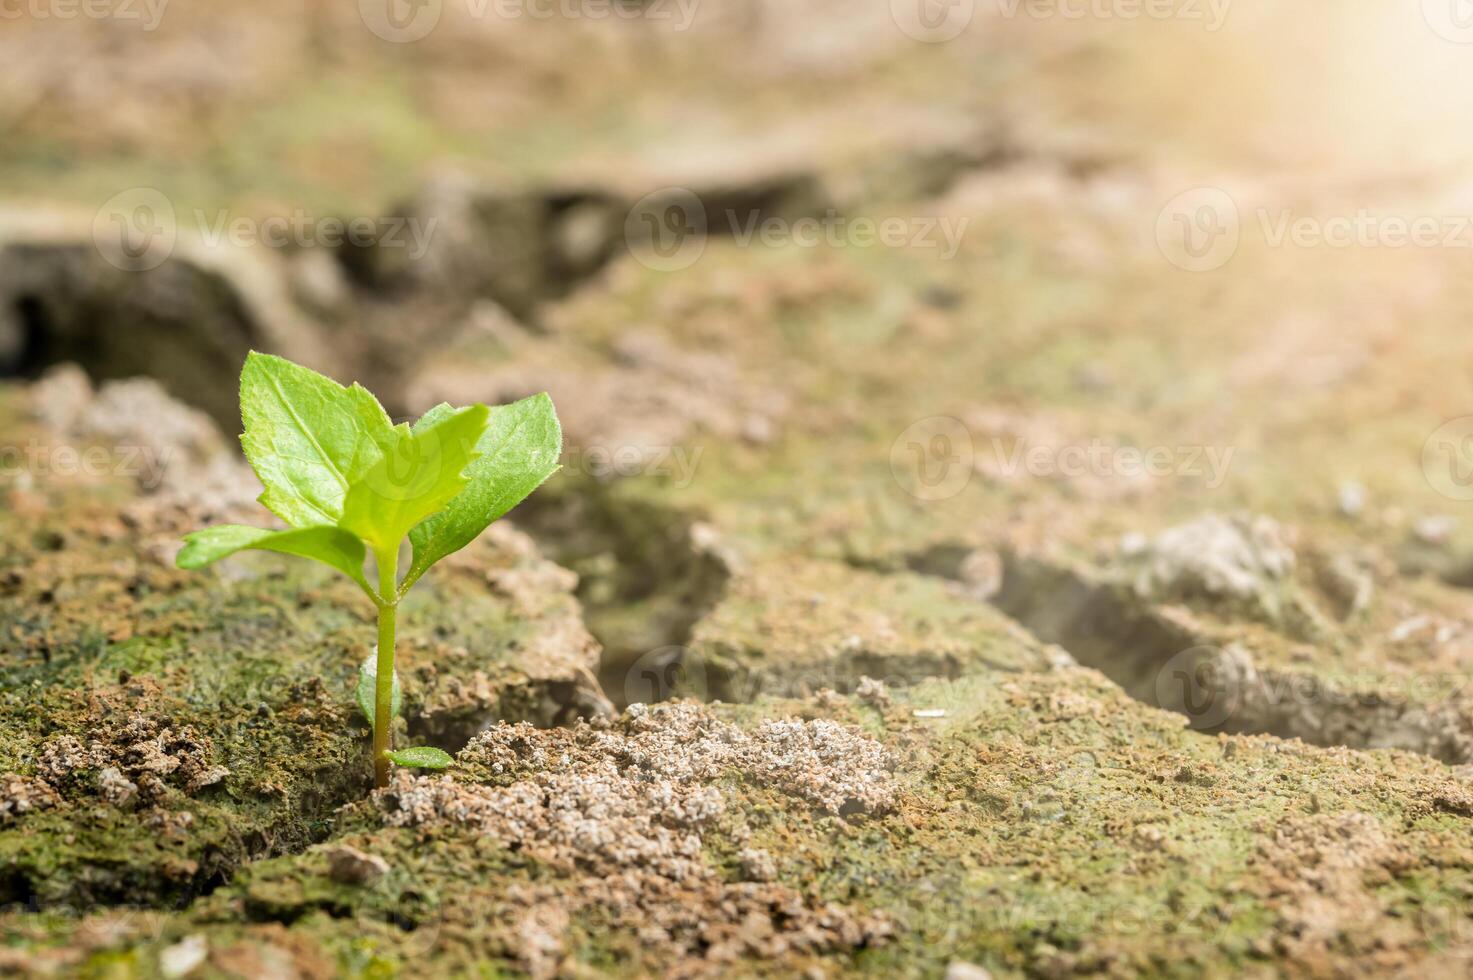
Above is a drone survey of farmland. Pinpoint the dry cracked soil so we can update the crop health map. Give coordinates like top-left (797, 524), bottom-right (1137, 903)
top-left (5, 2), bottom-right (1473, 978)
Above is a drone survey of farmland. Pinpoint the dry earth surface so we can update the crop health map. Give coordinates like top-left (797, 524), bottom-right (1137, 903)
top-left (5, 1), bottom-right (1473, 977)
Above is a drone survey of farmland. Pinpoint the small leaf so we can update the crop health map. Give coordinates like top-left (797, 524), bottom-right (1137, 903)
top-left (356, 654), bottom-right (402, 725)
top-left (405, 394), bottom-right (562, 588)
top-left (386, 746), bottom-right (453, 770)
top-left (177, 524), bottom-right (371, 593)
top-left (340, 405), bottom-right (490, 555)
top-left (239, 352), bottom-right (397, 528)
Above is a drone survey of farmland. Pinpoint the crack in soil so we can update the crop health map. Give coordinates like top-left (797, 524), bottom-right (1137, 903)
top-left (988, 552), bottom-right (1473, 765)
top-left (844, 540), bottom-right (1473, 765)
top-left (509, 478), bottom-right (732, 710)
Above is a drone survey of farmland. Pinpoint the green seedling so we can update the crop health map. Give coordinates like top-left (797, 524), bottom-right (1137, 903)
top-left (176, 352), bottom-right (561, 789)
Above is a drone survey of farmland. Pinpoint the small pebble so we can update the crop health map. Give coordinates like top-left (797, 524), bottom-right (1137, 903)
top-left (1415, 515), bottom-right (1455, 546)
top-left (1337, 481), bottom-right (1366, 518)
top-left (944, 963), bottom-right (994, 980)
top-left (159, 935), bottom-right (208, 979)
top-left (856, 676), bottom-right (891, 709)
top-left (1119, 532), bottom-right (1149, 557)
top-left (326, 844), bottom-right (390, 885)
top-left (739, 847), bottom-right (777, 883)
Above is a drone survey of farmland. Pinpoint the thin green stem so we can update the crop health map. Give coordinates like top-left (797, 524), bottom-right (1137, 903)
top-left (373, 548), bottom-right (398, 789)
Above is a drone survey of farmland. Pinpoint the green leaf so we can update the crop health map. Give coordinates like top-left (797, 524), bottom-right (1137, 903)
top-left (176, 524), bottom-right (371, 593)
top-left (340, 404), bottom-right (490, 555)
top-left (405, 394), bottom-right (562, 588)
top-left (239, 352), bottom-right (397, 528)
top-left (385, 746), bottom-right (453, 770)
top-left (356, 654), bottom-right (402, 725)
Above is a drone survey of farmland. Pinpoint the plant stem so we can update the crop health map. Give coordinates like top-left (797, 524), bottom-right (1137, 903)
top-left (373, 550), bottom-right (398, 789)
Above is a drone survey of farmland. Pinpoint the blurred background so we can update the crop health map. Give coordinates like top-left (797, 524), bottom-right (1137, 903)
top-left (6, 0), bottom-right (1473, 590)
top-left (16, 8), bottom-right (1473, 972)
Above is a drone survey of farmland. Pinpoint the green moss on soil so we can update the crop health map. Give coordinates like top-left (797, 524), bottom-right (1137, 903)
top-left (689, 556), bottom-right (1050, 702)
top-left (4, 672), bottom-right (1470, 978)
top-left (0, 395), bottom-right (605, 911)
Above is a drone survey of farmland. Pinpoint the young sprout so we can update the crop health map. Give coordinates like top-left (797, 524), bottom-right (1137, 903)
top-left (176, 353), bottom-right (561, 789)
